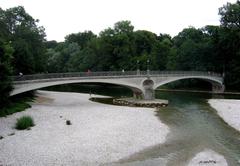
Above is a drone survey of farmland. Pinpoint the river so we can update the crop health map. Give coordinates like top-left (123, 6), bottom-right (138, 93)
top-left (43, 83), bottom-right (240, 165)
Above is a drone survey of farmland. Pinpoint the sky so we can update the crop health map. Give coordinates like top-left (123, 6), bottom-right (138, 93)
top-left (0, 0), bottom-right (237, 41)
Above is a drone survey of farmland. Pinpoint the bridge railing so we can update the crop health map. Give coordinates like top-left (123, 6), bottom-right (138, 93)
top-left (149, 71), bottom-right (222, 77)
top-left (12, 71), bottom-right (137, 81)
top-left (12, 71), bottom-right (223, 82)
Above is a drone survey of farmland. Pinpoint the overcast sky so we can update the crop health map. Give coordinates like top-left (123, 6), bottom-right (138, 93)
top-left (0, 0), bottom-right (237, 41)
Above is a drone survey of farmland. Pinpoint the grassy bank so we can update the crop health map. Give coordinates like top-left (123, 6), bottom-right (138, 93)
top-left (0, 92), bottom-right (34, 117)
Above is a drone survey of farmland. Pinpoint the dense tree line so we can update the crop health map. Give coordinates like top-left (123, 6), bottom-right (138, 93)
top-left (0, 6), bottom-right (46, 108)
top-left (0, 1), bottom-right (240, 108)
top-left (45, 0), bottom-right (240, 89)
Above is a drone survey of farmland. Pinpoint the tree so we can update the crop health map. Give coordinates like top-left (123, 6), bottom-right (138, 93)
top-left (97, 21), bottom-right (135, 70)
top-left (0, 39), bottom-right (14, 109)
top-left (67, 47), bottom-right (97, 72)
top-left (218, 1), bottom-right (240, 90)
top-left (219, 1), bottom-right (240, 29)
top-left (151, 36), bottom-right (173, 70)
top-left (44, 40), bottom-right (58, 49)
top-left (0, 8), bottom-right (9, 40)
top-left (45, 48), bottom-right (62, 73)
top-left (114, 20), bottom-right (134, 34)
top-left (12, 39), bottom-right (35, 74)
top-left (131, 30), bottom-right (158, 70)
top-left (65, 31), bottom-right (96, 49)
top-left (171, 27), bottom-right (203, 70)
top-left (133, 30), bottom-right (157, 55)
top-left (56, 42), bottom-right (81, 72)
top-left (0, 6), bottom-right (46, 74)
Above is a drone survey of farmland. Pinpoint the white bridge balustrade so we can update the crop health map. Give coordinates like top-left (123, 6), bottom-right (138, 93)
top-left (11, 71), bottom-right (225, 100)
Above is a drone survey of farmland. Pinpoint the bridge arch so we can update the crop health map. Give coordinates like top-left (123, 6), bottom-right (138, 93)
top-left (11, 79), bottom-right (144, 97)
top-left (11, 71), bottom-right (224, 99)
top-left (153, 76), bottom-right (224, 93)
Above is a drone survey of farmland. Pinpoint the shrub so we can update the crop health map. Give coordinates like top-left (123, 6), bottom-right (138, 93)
top-left (15, 116), bottom-right (35, 130)
top-left (0, 92), bottom-right (33, 117)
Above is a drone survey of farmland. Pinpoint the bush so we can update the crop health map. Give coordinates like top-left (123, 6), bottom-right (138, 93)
top-left (15, 116), bottom-right (35, 130)
top-left (0, 92), bottom-right (33, 117)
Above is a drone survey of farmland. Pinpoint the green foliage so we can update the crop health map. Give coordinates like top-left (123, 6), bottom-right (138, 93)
top-left (114, 20), bottom-right (134, 34)
top-left (0, 102), bottom-right (31, 117)
top-left (219, 1), bottom-right (240, 29)
top-left (151, 36), bottom-right (172, 70)
top-left (0, 93), bottom-right (33, 117)
top-left (46, 20), bottom-right (173, 72)
top-left (218, 1), bottom-right (240, 90)
top-left (134, 30), bottom-right (158, 60)
top-left (12, 39), bottom-right (35, 73)
top-left (45, 40), bottom-right (58, 49)
top-left (65, 31), bottom-right (96, 48)
top-left (15, 116), bottom-right (34, 130)
top-left (0, 39), bottom-right (13, 109)
top-left (0, 6), bottom-right (46, 74)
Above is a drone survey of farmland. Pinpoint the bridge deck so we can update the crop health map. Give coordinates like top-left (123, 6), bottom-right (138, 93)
top-left (11, 71), bottom-right (224, 97)
top-left (12, 71), bottom-right (223, 82)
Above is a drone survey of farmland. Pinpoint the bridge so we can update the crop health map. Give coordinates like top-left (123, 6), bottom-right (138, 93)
top-left (11, 71), bottom-right (225, 100)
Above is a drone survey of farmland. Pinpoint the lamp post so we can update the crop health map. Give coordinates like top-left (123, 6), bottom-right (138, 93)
top-left (147, 59), bottom-right (150, 76)
top-left (137, 60), bottom-right (140, 75)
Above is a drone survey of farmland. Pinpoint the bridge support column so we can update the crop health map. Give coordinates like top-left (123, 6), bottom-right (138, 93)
top-left (144, 88), bottom-right (155, 100)
top-left (142, 79), bottom-right (155, 100)
top-left (212, 83), bottom-right (225, 93)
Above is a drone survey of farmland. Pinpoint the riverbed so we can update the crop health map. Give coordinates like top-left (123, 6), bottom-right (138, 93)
top-left (1, 88), bottom-right (240, 165)
top-left (209, 99), bottom-right (240, 132)
top-left (114, 91), bottom-right (240, 166)
top-left (0, 90), bottom-right (169, 165)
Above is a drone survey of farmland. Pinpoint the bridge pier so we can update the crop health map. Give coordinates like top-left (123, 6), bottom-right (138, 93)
top-left (142, 79), bottom-right (155, 100)
top-left (143, 88), bottom-right (155, 100)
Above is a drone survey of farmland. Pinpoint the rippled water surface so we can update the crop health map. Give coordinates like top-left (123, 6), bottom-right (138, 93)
top-left (120, 91), bottom-right (240, 166)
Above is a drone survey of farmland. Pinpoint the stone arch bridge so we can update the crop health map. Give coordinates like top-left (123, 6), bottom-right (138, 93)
top-left (11, 71), bottom-right (224, 100)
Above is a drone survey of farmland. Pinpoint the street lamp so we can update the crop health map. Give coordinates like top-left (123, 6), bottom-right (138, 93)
top-left (147, 59), bottom-right (150, 76)
top-left (137, 60), bottom-right (140, 75)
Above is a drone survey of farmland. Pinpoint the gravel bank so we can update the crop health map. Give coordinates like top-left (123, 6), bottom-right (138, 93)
top-left (0, 90), bottom-right (169, 165)
top-left (208, 99), bottom-right (240, 132)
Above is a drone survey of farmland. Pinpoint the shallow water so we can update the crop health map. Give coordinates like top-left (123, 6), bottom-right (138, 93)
top-left (117, 92), bottom-right (240, 165)
top-left (43, 84), bottom-right (240, 165)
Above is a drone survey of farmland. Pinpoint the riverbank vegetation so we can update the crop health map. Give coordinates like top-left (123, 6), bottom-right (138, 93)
top-left (15, 115), bottom-right (35, 130)
top-left (0, 1), bottom-right (239, 111)
top-left (0, 92), bottom-right (34, 117)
